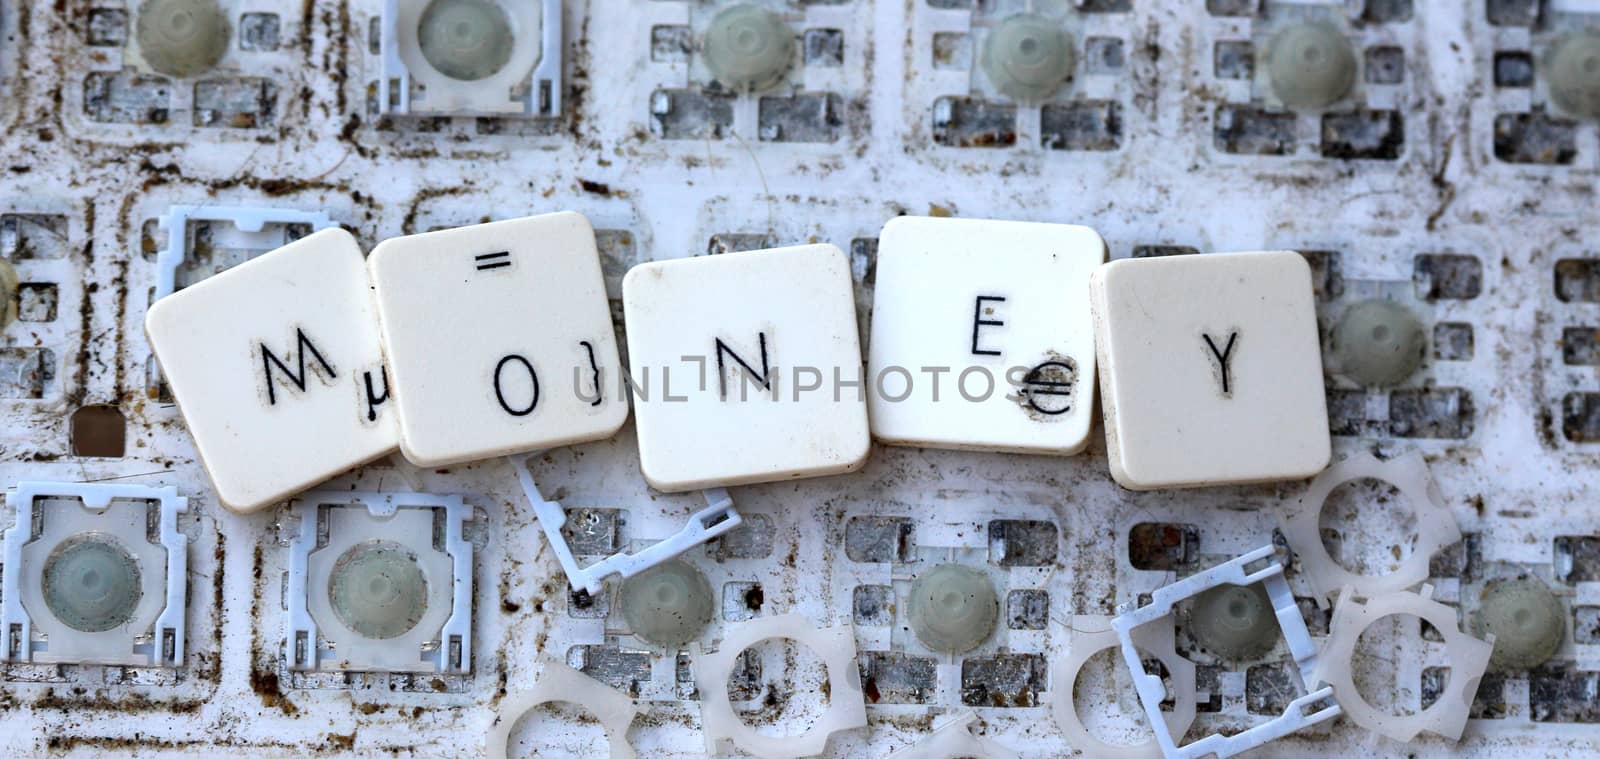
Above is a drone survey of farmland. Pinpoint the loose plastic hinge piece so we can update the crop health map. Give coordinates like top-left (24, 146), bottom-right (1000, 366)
top-left (693, 614), bottom-right (866, 758)
top-left (511, 455), bottom-right (742, 595)
top-left (487, 660), bottom-right (641, 759)
top-left (1280, 450), bottom-right (1460, 604)
top-left (1111, 545), bottom-right (1341, 759)
top-left (1311, 584), bottom-right (1492, 743)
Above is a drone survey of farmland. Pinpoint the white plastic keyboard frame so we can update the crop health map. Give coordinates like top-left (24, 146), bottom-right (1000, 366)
top-left (4, 0), bottom-right (1595, 753)
top-left (1111, 545), bottom-right (1342, 759)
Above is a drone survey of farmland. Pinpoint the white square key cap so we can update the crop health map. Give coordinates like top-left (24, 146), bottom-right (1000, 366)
top-left (622, 244), bottom-right (871, 491)
top-left (145, 228), bottom-right (398, 513)
top-left (1090, 250), bottom-right (1331, 490)
top-left (368, 212), bottom-right (629, 467)
top-left (868, 216), bottom-right (1105, 455)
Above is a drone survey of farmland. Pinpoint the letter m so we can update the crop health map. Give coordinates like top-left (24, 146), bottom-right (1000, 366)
top-left (259, 327), bottom-right (337, 405)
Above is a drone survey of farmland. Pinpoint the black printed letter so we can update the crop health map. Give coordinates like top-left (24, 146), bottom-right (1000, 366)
top-left (494, 354), bottom-right (540, 416)
top-left (1202, 331), bottom-right (1239, 396)
top-left (259, 328), bottom-right (337, 405)
top-left (362, 367), bottom-right (390, 422)
top-left (972, 296), bottom-right (1006, 356)
top-left (716, 333), bottom-right (771, 400)
top-left (580, 340), bottom-right (602, 407)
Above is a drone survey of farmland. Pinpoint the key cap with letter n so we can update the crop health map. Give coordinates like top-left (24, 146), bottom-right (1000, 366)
top-left (622, 243), bottom-right (870, 491)
top-left (145, 227), bottom-right (398, 513)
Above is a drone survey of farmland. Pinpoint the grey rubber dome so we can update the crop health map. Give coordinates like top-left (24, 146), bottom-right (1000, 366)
top-left (329, 542), bottom-right (430, 640)
top-left (418, 0), bottom-right (515, 82)
top-left (982, 14), bottom-right (1075, 101)
top-left (1187, 583), bottom-right (1280, 661)
top-left (1547, 32), bottom-right (1600, 120)
top-left (1265, 22), bottom-right (1357, 110)
top-left (135, 0), bottom-right (231, 78)
top-left (702, 4), bottom-right (795, 92)
top-left (907, 564), bottom-right (999, 654)
top-left (43, 536), bottom-right (144, 633)
top-left (1476, 577), bottom-right (1565, 671)
top-left (619, 558), bottom-right (714, 649)
top-left (1331, 299), bottom-right (1427, 387)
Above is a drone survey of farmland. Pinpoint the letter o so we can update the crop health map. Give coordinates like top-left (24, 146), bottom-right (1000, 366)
top-left (494, 354), bottom-right (540, 417)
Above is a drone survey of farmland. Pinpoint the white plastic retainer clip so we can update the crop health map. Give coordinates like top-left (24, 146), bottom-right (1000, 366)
top-left (1310, 584), bottom-right (1493, 743)
top-left (285, 491), bottom-right (473, 674)
top-left (1110, 545), bottom-right (1342, 759)
top-left (510, 455), bottom-right (742, 596)
top-left (153, 205), bottom-right (336, 301)
top-left (1, 481), bottom-right (189, 667)
top-left (693, 613), bottom-right (867, 758)
top-left (487, 659), bottom-right (642, 759)
top-left (1280, 450), bottom-right (1460, 605)
top-left (380, 0), bottom-right (562, 116)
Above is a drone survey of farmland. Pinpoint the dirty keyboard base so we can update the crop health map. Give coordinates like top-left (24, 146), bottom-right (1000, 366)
top-left (0, 0), bottom-right (1598, 757)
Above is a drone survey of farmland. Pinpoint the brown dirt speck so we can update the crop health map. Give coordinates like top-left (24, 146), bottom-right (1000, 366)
top-left (250, 669), bottom-right (299, 715)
